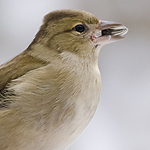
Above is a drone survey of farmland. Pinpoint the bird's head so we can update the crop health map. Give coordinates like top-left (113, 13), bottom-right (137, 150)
top-left (29, 9), bottom-right (128, 61)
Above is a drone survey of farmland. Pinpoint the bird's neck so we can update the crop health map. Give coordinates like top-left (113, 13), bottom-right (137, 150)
top-left (27, 43), bottom-right (101, 71)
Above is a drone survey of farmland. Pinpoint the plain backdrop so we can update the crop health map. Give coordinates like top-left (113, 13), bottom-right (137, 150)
top-left (0, 0), bottom-right (150, 150)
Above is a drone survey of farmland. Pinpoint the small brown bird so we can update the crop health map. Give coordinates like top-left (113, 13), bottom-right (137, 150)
top-left (0, 9), bottom-right (128, 150)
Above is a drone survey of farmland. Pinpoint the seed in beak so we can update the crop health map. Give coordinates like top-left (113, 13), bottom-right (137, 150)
top-left (102, 29), bottom-right (114, 36)
top-left (102, 26), bottom-right (128, 36)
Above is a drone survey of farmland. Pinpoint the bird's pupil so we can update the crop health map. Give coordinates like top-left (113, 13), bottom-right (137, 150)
top-left (74, 24), bottom-right (85, 33)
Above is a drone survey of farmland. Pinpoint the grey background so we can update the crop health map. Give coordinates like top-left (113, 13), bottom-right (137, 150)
top-left (1, 0), bottom-right (150, 150)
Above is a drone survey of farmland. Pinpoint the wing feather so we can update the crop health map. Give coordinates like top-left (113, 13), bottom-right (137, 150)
top-left (0, 50), bottom-right (49, 108)
top-left (0, 51), bottom-right (48, 92)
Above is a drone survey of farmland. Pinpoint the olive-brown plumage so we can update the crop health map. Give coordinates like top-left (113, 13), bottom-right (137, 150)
top-left (0, 9), bottom-right (128, 150)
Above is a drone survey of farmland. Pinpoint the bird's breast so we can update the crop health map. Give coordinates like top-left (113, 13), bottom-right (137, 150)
top-left (8, 62), bottom-right (101, 150)
top-left (48, 71), bottom-right (101, 149)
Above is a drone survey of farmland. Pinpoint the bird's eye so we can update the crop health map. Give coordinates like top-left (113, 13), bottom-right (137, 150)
top-left (74, 24), bottom-right (85, 33)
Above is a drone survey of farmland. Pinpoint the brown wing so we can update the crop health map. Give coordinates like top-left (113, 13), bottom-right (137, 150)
top-left (0, 50), bottom-right (48, 92)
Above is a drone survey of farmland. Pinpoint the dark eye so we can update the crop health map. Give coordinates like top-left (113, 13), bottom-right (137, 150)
top-left (74, 24), bottom-right (85, 33)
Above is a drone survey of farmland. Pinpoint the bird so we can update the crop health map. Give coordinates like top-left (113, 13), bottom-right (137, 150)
top-left (0, 9), bottom-right (128, 150)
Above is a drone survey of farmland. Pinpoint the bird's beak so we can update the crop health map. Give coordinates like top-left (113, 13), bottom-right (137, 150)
top-left (91, 20), bottom-right (128, 45)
